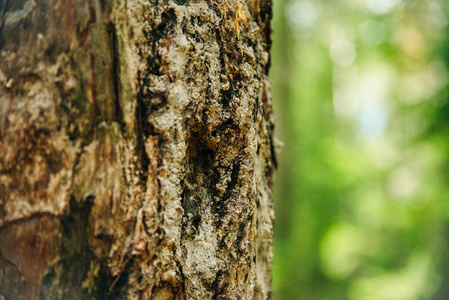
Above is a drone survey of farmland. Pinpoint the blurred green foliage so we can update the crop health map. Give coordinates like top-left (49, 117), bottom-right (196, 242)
top-left (271, 0), bottom-right (449, 299)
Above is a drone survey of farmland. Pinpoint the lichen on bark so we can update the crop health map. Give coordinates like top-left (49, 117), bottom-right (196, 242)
top-left (0, 0), bottom-right (275, 299)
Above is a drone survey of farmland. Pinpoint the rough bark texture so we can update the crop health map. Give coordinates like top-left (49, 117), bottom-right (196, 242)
top-left (0, 0), bottom-right (275, 299)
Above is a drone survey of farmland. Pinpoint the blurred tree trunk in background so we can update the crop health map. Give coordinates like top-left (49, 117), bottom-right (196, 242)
top-left (0, 0), bottom-right (275, 298)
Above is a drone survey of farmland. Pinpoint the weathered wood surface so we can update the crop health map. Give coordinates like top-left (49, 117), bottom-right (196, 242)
top-left (0, 0), bottom-right (275, 298)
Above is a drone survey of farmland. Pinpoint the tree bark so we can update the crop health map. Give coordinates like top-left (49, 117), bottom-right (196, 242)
top-left (0, 0), bottom-right (275, 299)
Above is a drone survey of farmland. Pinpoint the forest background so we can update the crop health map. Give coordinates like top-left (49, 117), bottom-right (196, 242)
top-left (271, 0), bottom-right (449, 299)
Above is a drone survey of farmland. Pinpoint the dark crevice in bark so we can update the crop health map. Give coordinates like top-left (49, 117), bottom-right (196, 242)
top-left (191, 214), bottom-right (201, 231)
top-left (40, 196), bottom-right (111, 299)
top-left (223, 160), bottom-right (241, 201)
top-left (109, 22), bottom-right (123, 128)
top-left (211, 270), bottom-right (224, 299)
top-left (235, 221), bottom-right (246, 250)
top-left (180, 179), bottom-right (189, 210)
top-left (255, 0), bottom-right (273, 74)
top-left (220, 87), bottom-right (233, 108)
top-left (214, 160), bottom-right (240, 224)
top-left (140, 8), bottom-right (177, 76)
top-left (175, 258), bottom-right (187, 298)
top-left (135, 89), bottom-right (151, 187)
top-left (182, 127), bottom-right (219, 228)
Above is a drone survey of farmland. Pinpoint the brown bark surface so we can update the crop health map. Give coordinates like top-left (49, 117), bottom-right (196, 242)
top-left (0, 0), bottom-right (275, 298)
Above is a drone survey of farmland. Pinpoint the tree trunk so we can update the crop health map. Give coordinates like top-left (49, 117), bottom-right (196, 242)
top-left (0, 0), bottom-right (275, 299)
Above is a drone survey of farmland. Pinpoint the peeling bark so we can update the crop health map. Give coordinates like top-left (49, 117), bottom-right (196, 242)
top-left (0, 0), bottom-right (275, 299)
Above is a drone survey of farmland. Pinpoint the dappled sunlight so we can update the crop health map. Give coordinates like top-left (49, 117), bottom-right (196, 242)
top-left (348, 254), bottom-right (439, 300)
top-left (272, 0), bottom-right (449, 299)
